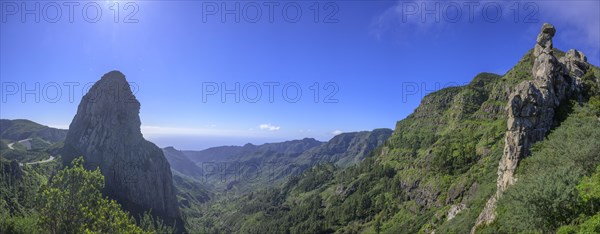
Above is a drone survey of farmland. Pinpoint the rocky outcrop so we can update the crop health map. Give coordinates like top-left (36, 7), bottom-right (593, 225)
top-left (447, 203), bottom-right (466, 221)
top-left (560, 49), bottom-right (590, 101)
top-left (62, 71), bottom-right (184, 232)
top-left (472, 23), bottom-right (589, 232)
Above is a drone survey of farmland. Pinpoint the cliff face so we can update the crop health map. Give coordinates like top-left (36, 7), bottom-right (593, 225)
top-left (62, 71), bottom-right (184, 231)
top-left (473, 23), bottom-right (590, 231)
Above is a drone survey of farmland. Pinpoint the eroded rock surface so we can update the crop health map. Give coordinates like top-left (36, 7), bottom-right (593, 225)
top-left (472, 23), bottom-right (589, 232)
top-left (62, 71), bottom-right (184, 232)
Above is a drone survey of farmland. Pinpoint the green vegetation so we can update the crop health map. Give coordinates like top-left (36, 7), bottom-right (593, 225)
top-left (0, 156), bottom-right (58, 233)
top-left (183, 50), bottom-right (600, 234)
top-left (556, 165), bottom-right (600, 234)
top-left (0, 119), bottom-right (67, 143)
top-left (139, 211), bottom-right (177, 234)
top-left (37, 157), bottom-right (145, 233)
top-left (1, 149), bottom-right (53, 163)
top-left (2, 48), bottom-right (599, 233)
top-left (479, 74), bottom-right (600, 233)
top-left (1, 156), bottom-right (173, 233)
top-left (0, 119), bottom-right (67, 163)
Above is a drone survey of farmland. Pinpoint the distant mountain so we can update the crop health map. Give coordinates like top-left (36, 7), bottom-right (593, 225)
top-left (183, 138), bottom-right (324, 164)
top-left (0, 119), bottom-right (67, 143)
top-left (176, 131), bottom-right (392, 193)
top-left (200, 23), bottom-right (600, 234)
top-left (163, 146), bottom-right (203, 178)
top-left (0, 119), bottom-right (65, 163)
top-left (173, 138), bottom-right (323, 192)
top-left (297, 129), bottom-right (393, 168)
top-left (61, 71), bottom-right (184, 232)
top-left (183, 144), bottom-right (253, 163)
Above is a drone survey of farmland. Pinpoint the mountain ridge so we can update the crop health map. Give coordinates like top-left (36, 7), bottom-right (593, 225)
top-left (189, 23), bottom-right (600, 233)
top-left (0, 119), bottom-right (67, 143)
top-left (167, 129), bottom-right (391, 194)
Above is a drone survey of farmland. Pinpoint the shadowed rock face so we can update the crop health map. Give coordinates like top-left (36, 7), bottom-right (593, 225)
top-left (62, 71), bottom-right (184, 232)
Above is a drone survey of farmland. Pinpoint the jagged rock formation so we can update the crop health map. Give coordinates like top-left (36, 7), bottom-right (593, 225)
top-left (561, 49), bottom-right (590, 100)
top-left (62, 71), bottom-right (184, 232)
top-left (472, 23), bottom-right (589, 232)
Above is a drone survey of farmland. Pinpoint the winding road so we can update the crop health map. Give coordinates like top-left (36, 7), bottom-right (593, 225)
top-left (7, 138), bottom-right (32, 150)
top-left (17, 156), bottom-right (56, 167)
top-left (6, 138), bottom-right (57, 167)
top-left (26, 156), bottom-right (56, 165)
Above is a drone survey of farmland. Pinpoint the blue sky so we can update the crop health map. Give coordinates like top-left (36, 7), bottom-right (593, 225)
top-left (1, 0), bottom-right (599, 150)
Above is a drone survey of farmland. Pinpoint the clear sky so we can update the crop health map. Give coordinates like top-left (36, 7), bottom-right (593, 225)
top-left (1, 0), bottom-right (599, 150)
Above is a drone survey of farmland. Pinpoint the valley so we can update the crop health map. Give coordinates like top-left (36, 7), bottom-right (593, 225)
top-left (1, 21), bottom-right (600, 234)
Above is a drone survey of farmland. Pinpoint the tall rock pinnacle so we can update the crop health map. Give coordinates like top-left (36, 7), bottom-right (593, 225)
top-left (62, 71), bottom-right (184, 232)
top-left (472, 23), bottom-right (589, 233)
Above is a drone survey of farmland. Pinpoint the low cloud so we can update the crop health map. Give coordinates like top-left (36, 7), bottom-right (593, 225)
top-left (331, 130), bottom-right (343, 135)
top-left (259, 123), bottom-right (280, 131)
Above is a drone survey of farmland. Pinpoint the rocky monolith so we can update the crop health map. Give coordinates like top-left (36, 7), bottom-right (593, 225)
top-left (62, 71), bottom-right (184, 232)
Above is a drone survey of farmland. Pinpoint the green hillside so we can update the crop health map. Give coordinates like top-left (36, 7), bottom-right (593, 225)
top-left (0, 119), bottom-right (67, 143)
top-left (186, 47), bottom-right (600, 233)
